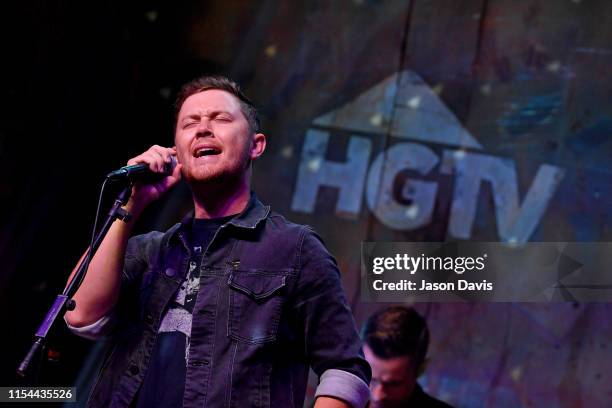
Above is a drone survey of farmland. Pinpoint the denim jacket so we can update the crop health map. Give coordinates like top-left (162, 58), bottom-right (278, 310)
top-left (69, 193), bottom-right (371, 407)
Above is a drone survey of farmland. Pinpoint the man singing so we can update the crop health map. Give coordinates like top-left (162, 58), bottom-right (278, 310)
top-left (65, 76), bottom-right (371, 408)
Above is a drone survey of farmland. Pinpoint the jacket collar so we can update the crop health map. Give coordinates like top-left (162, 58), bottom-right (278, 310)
top-left (226, 191), bottom-right (270, 229)
top-left (168, 191), bottom-right (270, 246)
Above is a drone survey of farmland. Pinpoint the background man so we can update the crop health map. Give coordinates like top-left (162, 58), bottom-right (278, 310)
top-left (361, 306), bottom-right (452, 408)
top-left (64, 76), bottom-right (370, 408)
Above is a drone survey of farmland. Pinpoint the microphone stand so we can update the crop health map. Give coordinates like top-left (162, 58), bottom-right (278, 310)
top-left (17, 183), bottom-right (134, 379)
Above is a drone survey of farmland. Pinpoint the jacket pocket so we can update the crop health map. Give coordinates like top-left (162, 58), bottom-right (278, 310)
top-left (228, 271), bottom-right (287, 344)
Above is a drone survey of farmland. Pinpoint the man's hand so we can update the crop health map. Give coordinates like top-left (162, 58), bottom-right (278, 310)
top-left (64, 145), bottom-right (182, 329)
top-left (126, 145), bottom-right (182, 215)
top-left (314, 396), bottom-right (353, 408)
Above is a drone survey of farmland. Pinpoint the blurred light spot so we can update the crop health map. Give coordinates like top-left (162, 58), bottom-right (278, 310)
top-left (145, 10), bottom-right (158, 22)
top-left (265, 45), bottom-right (277, 58)
top-left (407, 96), bottom-right (421, 109)
top-left (571, 0), bottom-right (581, 3)
top-left (405, 204), bottom-right (419, 219)
top-left (432, 83), bottom-right (444, 95)
top-left (370, 112), bottom-right (384, 127)
top-left (281, 145), bottom-right (293, 159)
top-left (480, 83), bottom-right (492, 95)
top-left (472, 13), bottom-right (481, 20)
top-left (34, 281), bottom-right (47, 292)
top-left (507, 237), bottom-right (519, 247)
top-left (547, 60), bottom-right (562, 73)
top-left (510, 366), bottom-right (522, 382)
top-left (453, 150), bottom-right (466, 160)
top-left (308, 158), bottom-right (322, 172)
top-left (159, 87), bottom-right (171, 99)
top-left (524, 109), bottom-right (537, 116)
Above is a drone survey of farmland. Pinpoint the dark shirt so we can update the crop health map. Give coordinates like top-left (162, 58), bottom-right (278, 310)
top-left (363, 384), bottom-right (453, 408)
top-left (405, 384), bottom-right (453, 408)
top-left (135, 216), bottom-right (234, 408)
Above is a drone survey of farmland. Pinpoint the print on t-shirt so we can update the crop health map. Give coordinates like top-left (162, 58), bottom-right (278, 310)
top-left (158, 258), bottom-right (199, 363)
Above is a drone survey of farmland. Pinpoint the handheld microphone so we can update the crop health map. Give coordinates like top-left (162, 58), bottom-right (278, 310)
top-left (106, 156), bottom-right (177, 181)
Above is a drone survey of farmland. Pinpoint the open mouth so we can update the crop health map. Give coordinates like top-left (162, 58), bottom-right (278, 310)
top-left (194, 147), bottom-right (221, 157)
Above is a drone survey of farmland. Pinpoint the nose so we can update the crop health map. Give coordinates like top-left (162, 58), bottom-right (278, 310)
top-left (370, 384), bottom-right (386, 401)
top-left (196, 118), bottom-right (213, 137)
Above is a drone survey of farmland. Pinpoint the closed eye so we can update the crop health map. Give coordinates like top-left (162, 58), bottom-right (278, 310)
top-left (181, 115), bottom-right (200, 129)
top-left (381, 380), bottom-right (404, 388)
top-left (208, 110), bottom-right (232, 121)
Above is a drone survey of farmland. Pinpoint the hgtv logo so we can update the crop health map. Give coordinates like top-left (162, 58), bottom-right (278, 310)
top-left (291, 70), bottom-right (565, 243)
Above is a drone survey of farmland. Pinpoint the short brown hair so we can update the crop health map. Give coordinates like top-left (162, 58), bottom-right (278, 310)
top-left (361, 306), bottom-right (429, 369)
top-left (174, 75), bottom-right (261, 133)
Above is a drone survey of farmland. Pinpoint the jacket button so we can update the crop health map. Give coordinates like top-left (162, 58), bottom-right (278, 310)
top-left (129, 365), bottom-right (139, 375)
top-left (144, 314), bottom-right (154, 324)
top-left (164, 267), bottom-right (176, 277)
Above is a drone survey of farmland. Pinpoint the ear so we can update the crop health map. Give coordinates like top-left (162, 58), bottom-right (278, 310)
top-left (250, 133), bottom-right (266, 160)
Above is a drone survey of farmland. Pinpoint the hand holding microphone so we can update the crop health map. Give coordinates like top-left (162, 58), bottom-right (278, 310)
top-left (113, 145), bottom-right (183, 214)
top-left (106, 156), bottom-right (177, 181)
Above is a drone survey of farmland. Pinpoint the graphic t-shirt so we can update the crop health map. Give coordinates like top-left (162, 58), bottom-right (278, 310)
top-left (134, 215), bottom-right (234, 408)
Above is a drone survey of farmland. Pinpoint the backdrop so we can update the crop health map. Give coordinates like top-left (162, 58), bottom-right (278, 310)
top-left (1, 1), bottom-right (611, 407)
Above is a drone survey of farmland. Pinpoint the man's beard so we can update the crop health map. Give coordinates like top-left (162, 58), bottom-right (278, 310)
top-left (183, 147), bottom-right (252, 189)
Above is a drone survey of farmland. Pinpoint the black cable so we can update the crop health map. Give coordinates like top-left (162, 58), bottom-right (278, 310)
top-left (64, 177), bottom-right (110, 292)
